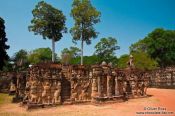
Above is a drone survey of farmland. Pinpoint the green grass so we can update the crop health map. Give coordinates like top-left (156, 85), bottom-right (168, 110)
top-left (0, 93), bottom-right (13, 106)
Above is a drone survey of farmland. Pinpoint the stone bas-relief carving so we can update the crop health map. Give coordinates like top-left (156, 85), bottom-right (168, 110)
top-left (52, 82), bottom-right (61, 104)
top-left (41, 81), bottom-right (52, 104)
top-left (30, 81), bottom-right (38, 103)
top-left (21, 63), bottom-right (63, 107)
top-left (20, 62), bottom-right (150, 109)
top-left (148, 67), bottom-right (175, 88)
top-left (70, 77), bottom-right (91, 102)
top-left (1, 60), bottom-right (174, 109)
top-left (13, 60), bottom-right (172, 109)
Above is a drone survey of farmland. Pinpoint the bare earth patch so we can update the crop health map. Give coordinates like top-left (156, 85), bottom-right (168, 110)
top-left (0, 88), bottom-right (175, 116)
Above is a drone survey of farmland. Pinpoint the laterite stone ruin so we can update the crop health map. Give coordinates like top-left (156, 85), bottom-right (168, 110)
top-left (6, 56), bottom-right (149, 109)
top-left (5, 55), bottom-right (175, 109)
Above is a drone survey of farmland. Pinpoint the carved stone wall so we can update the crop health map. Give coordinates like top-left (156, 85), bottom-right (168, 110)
top-left (149, 67), bottom-right (175, 88)
top-left (2, 62), bottom-right (175, 109)
top-left (19, 62), bottom-right (149, 108)
top-left (90, 64), bottom-right (149, 103)
top-left (23, 63), bottom-right (62, 105)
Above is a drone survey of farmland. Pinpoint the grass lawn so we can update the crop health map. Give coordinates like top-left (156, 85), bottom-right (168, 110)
top-left (0, 93), bottom-right (13, 107)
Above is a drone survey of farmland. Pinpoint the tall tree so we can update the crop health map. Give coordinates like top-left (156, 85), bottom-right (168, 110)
top-left (70, 0), bottom-right (101, 65)
top-left (130, 28), bottom-right (175, 67)
top-left (94, 37), bottom-right (120, 63)
top-left (29, 1), bottom-right (67, 62)
top-left (0, 17), bottom-right (9, 70)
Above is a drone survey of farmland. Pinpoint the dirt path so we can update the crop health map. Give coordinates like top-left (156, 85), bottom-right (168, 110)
top-left (0, 88), bottom-right (175, 116)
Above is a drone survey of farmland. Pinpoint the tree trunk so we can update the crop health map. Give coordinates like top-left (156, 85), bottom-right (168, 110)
top-left (81, 40), bottom-right (84, 65)
top-left (52, 39), bottom-right (55, 62)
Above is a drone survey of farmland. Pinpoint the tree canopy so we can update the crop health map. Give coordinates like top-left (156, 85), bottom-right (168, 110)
top-left (28, 1), bottom-right (67, 62)
top-left (61, 46), bottom-right (81, 58)
top-left (70, 0), bottom-right (101, 65)
top-left (117, 54), bottom-right (129, 69)
top-left (2, 0), bottom-right (175, 70)
top-left (12, 49), bottom-right (28, 68)
top-left (70, 55), bottom-right (100, 65)
top-left (117, 52), bottom-right (158, 70)
top-left (61, 46), bottom-right (81, 64)
top-left (0, 17), bottom-right (9, 70)
top-left (94, 37), bottom-right (119, 63)
top-left (13, 49), bottom-right (28, 63)
top-left (28, 48), bottom-right (54, 64)
top-left (130, 28), bottom-right (175, 67)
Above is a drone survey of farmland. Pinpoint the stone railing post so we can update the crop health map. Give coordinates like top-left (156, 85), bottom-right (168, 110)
top-left (107, 75), bottom-right (112, 97)
top-left (98, 76), bottom-right (102, 97)
top-left (91, 78), bottom-right (98, 98)
top-left (115, 76), bottom-right (119, 96)
top-left (91, 65), bottom-right (103, 101)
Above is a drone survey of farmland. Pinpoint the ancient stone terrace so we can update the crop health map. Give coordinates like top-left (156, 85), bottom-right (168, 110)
top-left (13, 61), bottom-right (149, 109)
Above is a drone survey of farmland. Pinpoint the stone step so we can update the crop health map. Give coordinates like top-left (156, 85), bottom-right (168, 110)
top-left (62, 99), bottom-right (73, 105)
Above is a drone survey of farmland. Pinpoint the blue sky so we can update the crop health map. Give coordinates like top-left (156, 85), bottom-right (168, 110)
top-left (0, 0), bottom-right (175, 58)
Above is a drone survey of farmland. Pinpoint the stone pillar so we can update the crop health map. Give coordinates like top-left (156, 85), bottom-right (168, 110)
top-left (91, 78), bottom-right (98, 101)
top-left (91, 65), bottom-right (102, 101)
top-left (98, 76), bottom-right (102, 97)
top-left (115, 76), bottom-right (119, 96)
top-left (92, 78), bottom-right (97, 96)
top-left (107, 75), bottom-right (112, 97)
